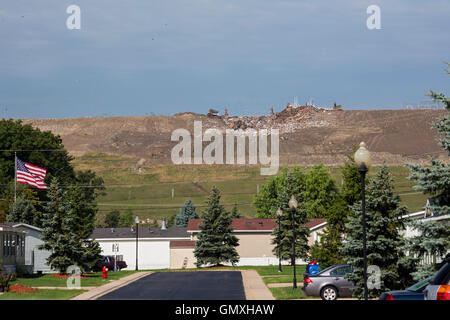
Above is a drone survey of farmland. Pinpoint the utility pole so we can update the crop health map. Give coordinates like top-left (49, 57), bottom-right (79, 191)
top-left (14, 152), bottom-right (17, 203)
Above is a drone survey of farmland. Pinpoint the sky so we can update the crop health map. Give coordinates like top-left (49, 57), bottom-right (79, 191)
top-left (0, 0), bottom-right (449, 118)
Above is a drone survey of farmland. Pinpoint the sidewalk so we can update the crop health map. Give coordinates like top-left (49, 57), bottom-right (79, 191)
top-left (71, 271), bottom-right (152, 300)
top-left (240, 270), bottom-right (275, 300)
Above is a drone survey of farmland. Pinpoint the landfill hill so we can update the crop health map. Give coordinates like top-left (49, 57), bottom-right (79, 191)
top-left (23, 107), bottom-right (448, 167)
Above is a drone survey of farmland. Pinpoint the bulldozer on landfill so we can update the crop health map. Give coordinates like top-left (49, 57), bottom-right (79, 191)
top-left (333, 102), bottom-right (343, 110)
top-left (207, 108), bottom-right (219, 117)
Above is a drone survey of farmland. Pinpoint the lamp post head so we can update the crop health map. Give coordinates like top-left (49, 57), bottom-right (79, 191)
top-left (135, 216), bottom-right (140, 224)
top-left (288, 195), bottom-right (298, 209)
top-left (354, 142), bottom-right (371, 170)
top-left (276, 208), bottom-right (283, 217)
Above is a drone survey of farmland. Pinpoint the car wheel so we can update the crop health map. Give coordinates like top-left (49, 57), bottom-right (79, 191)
top-left (321, 286), bottom-right (338, 300)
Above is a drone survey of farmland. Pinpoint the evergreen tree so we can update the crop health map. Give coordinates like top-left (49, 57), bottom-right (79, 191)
top-left (230, 203), bottom-right (240, 218)
top-left (194, 187), bottom-right (239, 267)
top-left (175, 200), bottom-right (199, 227)
top-left (7, 195), bottom-right (37, 225)
top-left (271, 172), bottom-right (310, 265)
top-left (39, 178), bottom-right (85, 273)
top-left (402, 220), bottom-right (450, 281)
top-left (105, 210), bottom-right (121, 228)
top-left (340, 165), bottom-right (408, 299)
top-left (408, 63), bottom-right (450, 216)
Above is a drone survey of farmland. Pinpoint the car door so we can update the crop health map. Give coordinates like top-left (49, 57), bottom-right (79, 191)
top-left (330, 266), bottom-right (354, 297)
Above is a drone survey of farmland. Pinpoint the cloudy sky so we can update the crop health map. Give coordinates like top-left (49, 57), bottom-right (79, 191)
top-left (1, 0), bottom-right (449, 118)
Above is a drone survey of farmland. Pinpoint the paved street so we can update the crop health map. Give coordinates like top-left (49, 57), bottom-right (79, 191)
top-left (98, 271), bottom-right (246, 300)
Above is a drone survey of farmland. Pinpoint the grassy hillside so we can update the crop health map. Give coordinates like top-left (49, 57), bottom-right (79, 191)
top-left (72, 153), bottom-right (428, 225)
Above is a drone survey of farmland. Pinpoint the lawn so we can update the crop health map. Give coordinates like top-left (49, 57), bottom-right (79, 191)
top-left (269, 287), bottom-right (316, 300)
top-left (0, 289), bottom-right (86, 300)
top-left (262, 275), bottom-right (295, 284)
top-left (11, 270), bottom-right (137, 288)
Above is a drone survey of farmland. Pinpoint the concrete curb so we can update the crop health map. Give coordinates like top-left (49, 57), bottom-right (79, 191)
top-left (71, 272), bottom-right (152, 300)
top-left (32, 286), bottom-right (97, 290)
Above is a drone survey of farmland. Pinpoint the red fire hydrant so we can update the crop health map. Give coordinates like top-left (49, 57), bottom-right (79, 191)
top-left (102, 266), bottom-right (108, 279)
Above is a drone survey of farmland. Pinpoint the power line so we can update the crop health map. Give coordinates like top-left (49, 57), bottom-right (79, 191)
top-left (0, 149), bottom-right (68, 152)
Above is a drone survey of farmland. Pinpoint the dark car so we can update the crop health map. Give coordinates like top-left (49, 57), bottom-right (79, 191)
top-left (302, 264), bottom-right (355, 300)
top-left (379, 276), bottom-right (433, 300)
top-left (423, 253), bottom-right (450, 300)
top-left (97, 255), bottom-right (127, 271)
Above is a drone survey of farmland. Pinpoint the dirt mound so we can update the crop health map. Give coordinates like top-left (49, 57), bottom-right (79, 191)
top-left (22, 109), bottom-right (447, 166)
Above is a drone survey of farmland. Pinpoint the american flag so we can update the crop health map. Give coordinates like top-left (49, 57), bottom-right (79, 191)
top-left (16, 158), bottom-right (47, 189)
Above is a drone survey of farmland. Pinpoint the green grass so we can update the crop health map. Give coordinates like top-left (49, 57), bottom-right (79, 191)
top-left (72, 153), bottom-right (429, 224)
top-left (0, 289), bottom-right (86, 300)
top-left (269, 287), bottom-right (315, 300)
top-left (262, 275), bottom-right (295, 284)
top-left (11, 270), bottom-right (137, 288)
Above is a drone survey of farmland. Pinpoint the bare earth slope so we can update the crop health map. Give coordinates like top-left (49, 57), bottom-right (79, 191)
top-left (22, 108), bottom-right (447, 166)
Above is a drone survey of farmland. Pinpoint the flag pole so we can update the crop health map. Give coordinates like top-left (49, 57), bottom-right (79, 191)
top-left (14, 152), bottom-right (17, 203)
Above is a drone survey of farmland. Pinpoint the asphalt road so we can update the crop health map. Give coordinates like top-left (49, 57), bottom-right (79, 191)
top-left (99, 271), bottom-right (246, 300)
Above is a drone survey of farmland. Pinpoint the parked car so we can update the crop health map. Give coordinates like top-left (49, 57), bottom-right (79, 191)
top-left (423, 253), bottom-right (450, 300)
top-left (379, 276), bottom-right (433, 300)
top-left (302, 264), bottom-right (355, 300)
top-left (96, 255), bottom-right (127, 271)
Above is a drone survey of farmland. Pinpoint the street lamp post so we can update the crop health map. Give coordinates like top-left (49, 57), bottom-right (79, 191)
top-left (135, 216), bottom-right (139, 271)
top-left (276, 208), bottom-right (283, 273)
top-left (288, 195), bottom-right (298, 289)
top-left (354, 142), bottom-right (371, 301)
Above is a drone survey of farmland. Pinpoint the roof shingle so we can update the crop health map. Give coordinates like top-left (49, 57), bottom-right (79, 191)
top-left (90, 227), bottom-right (190, 239)
top-left (187, 218), bottom-right (325, 231)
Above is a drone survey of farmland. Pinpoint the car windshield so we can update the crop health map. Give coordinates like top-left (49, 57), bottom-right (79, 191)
top-left (407, 276), bottom-right (433, 292)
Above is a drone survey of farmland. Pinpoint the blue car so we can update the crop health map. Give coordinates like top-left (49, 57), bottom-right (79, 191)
top-left (379, 276), bottom-right (433, 300)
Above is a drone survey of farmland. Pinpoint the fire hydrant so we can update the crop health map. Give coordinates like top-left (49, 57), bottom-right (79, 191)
top-left (102, 266), bottom-right (108, 279)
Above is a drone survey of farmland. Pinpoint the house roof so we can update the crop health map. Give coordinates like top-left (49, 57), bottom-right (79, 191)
top-left (0, 223), bottom-right (26, 233)
top-left (187, 218), bottom-right (326, 232)
top-left (90, 226), bottom-right (190, 239)
top-left (2, 222), bottom-right (42, 232)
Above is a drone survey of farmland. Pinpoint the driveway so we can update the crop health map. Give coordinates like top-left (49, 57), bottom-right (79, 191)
top-left (98, 271), bottom-right (246, 300)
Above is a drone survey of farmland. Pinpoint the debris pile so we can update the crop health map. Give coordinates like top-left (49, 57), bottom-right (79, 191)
top-left (223, 105), bottom-right (335, 134)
